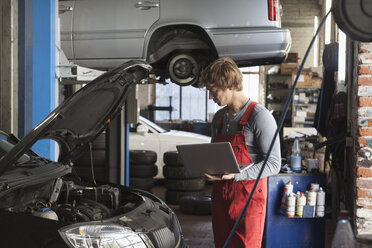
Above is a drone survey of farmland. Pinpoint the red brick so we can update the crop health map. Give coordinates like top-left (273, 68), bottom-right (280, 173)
top-left (357, 167), bottom-right (372, 177)
top-left (359, 97), bottom-right (372, 107)
top-left (359, 128), bottom-right (372, 136)
top-left (359, 65), bottom-right (372, 75)
top-left (359, 137), bottom-right (367, 147)
top-left (357, 189), bottom-right (372, 198)
top-left (358, 76), bottom-right (372, 85)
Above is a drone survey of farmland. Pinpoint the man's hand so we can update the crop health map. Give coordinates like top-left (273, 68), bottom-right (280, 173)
top-left (203, 173), bottom-right (235, 181)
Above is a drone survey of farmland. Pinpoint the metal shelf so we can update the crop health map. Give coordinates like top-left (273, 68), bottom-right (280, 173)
top-left (293, 103), bottom-right (318, 106)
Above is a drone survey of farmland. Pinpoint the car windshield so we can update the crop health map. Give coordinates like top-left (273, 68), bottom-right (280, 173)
top-left (139, 116), bottom-right (167, 133)
top-left (0, 139), bottom-right (30, 164)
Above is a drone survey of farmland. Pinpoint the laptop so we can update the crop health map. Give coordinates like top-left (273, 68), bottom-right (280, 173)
top-left (176, 142), bottom-right (253, 177)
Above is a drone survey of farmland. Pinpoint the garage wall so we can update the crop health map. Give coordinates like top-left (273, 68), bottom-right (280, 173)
top-left (281, 0), bottom-right (323, 68)
top-left (355, 42), bottom-right (372, 235)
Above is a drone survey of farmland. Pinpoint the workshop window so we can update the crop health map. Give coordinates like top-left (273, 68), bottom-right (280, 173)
top-left (155, 67), bottom-right (260, 121)
top-left (241, 66), bottom-right (260, 102)
top-left (155, 80), bottom-right (180, 121)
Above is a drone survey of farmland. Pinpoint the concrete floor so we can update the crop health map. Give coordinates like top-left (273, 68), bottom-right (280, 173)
top-left (152, 182), bottom-right (335, 248)
top-left (152, 182), bottom-right (214, 247)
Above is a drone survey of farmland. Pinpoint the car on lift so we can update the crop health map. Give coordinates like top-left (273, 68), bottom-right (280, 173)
top-left (0, 61), bottom-right (186, 248)
top-left (129, 116), bottom-right (210, 178)
top-left (59, 0), bottom-right (291, 87)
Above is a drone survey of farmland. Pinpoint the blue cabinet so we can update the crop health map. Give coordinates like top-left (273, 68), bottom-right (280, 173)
top-left (263, 173), bottom-right (326, 248)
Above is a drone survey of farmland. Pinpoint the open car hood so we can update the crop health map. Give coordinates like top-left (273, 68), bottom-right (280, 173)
top-left (0, 61), bottom-right (152, 174)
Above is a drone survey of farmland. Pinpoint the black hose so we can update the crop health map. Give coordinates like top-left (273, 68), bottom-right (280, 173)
top-left (223, 9), bottom-right (332, 248)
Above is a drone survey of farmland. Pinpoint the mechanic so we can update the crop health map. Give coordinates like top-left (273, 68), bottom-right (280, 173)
top-left (199, 57), bottom-right (281, 248)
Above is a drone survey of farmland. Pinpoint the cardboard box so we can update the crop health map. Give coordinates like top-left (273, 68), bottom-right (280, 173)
top-left (293, 116), bottom-right (306, 122)
top-left (292, 69), bottom-right (322, 87)
top-left (285, 53), bottom-right (299, 63)
top-left (296, 110), bottom-right (307, 117)
top-left (310, 77), bottom-right (323, 88)
top-left (292, 70), bottom-right (313, 87)
top-left (280, 63), bottom-right (298, 75)
top-left (292, 71), bottom-right (312, 86)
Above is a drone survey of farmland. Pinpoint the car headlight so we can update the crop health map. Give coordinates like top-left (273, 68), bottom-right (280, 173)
top-left (59, 224), bottom-right (152, 248)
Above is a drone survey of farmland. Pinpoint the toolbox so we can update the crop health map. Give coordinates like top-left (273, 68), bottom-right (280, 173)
top-left (263, 173), bottom-right (326, 248)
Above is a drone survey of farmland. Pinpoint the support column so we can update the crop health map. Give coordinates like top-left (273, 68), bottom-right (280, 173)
top-left (18, 0), bottom-right (33, 138)
top-left (0, 0), bottom-right (18, 134)
top-left (32, 0), bottom-right (55, 159)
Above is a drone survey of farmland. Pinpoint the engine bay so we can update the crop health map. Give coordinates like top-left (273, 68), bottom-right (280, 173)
top-left (0, 177), bottom-right (143, 223)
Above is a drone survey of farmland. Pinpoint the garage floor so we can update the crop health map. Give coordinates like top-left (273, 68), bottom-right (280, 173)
top-left (152, 182), bottom-right (214, 248)
top-left (151, 182), bottom-right (335, 248)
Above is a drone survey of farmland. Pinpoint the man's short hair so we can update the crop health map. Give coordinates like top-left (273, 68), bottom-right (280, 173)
top-left (199, 57), bottom-right (243, 91)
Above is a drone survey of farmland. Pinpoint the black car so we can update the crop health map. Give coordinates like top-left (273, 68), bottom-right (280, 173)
top-left (0, 61), bottom-right (185, 248)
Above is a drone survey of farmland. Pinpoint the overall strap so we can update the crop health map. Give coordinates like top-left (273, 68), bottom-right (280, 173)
top-left (239, 101), bottom-right (258, 128)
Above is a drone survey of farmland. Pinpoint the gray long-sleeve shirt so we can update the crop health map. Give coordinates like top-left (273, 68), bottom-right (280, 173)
top-left (211, 99), bottom-right (281, 181)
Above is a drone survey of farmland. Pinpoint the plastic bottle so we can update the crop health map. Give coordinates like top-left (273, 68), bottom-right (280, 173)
top-left (331, 210), bottom-right (357, 248)
top-left (296, 192), bottom-right (306, 217)
top-left (280, 180), bottom-right (293, 214)
top-left (286, 193), bottom-right (296, 217)
top-left (291, 137), bottom-right (302, 172)
top-left (316, 187), bottom-right (326, 217)
top-left (306, 187), bottom-right (317, 217)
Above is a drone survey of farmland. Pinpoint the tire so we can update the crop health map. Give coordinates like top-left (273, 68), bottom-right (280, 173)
top-left (130, 165), bottom-right (158, 178)
top-left (322, 43), bottom-right (339, 72)
top-left (129, 150), bottom-right (157, 165)
top-left (91, 133), bottom-right (106, 150)
top-left (74, 150), bottom-right (106, 166)
top-left (167, 53), bottom-right (199, 86)
top-left (129, 177), bottom-right (154, 191)
top-left (179, 195), bottom-right (212, 215)
top-left (163, 151), bottom-right (183, 166)
top-left (163, 165), bottom-right (194, 179)
top-left (164, 178), bottom-right (205, 191)
top-left (165, 190), bottom-right (204, 205)
top-left (332, 0), bottom-right (372, 42)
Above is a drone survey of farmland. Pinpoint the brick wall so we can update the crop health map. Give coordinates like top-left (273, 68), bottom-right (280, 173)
top-left (356, 42), bottom-right (372, 234)
top-left (281, 0), bottom-right (322, 68)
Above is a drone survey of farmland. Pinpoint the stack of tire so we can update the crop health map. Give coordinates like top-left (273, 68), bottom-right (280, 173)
top-left (129, 150), bottom-right (158, 192)
top-left (73, 133), bottom-right (107, 181)
top-left (179, 195), bottom-right (212, 216)
top-left (163, 151), bottom-right (206, 205)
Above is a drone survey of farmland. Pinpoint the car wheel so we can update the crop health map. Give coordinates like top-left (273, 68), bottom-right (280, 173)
top-left (163, 151), bottom-right (184, 166)
top-left (165, 190), bottom-right (204, 205)
top-left (164, 178), bottom-right (205, 191)
top-left (179, 195), bottom-right (212, 215)
top-left (167, 53), bottom-right (199, 86)
top-left (129, 150), bottom-right (157, 165)
top-left (130, 164), bottom-right (158, 178)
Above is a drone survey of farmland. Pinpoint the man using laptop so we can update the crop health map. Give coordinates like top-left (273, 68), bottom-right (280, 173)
top-left (199, 57), bottom-right (281, 248)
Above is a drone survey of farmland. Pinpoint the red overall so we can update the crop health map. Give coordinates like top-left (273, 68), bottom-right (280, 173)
top-left (211, 101), bottom-right (267, 248)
